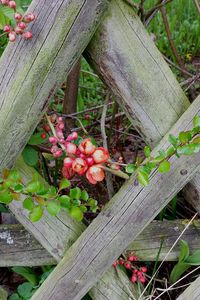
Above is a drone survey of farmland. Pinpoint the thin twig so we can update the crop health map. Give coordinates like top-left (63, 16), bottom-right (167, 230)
top-left (193, 0), bottom-right (200, 14)
top-left (160, 5), bottom-right (185, 69)
top-left (163, 55), bottom-right (193, 77)
top-left (101, 94), bottom-right (114, 199)
top-left (144, 0), bottom-right (173, 23)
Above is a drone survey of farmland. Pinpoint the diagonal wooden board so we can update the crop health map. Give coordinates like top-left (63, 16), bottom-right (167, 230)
top-left (31, 95), bottom-right (200, 300)
top-left (0, 0), bottom-right (198, 299)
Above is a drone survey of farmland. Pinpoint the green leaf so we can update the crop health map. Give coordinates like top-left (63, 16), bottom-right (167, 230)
top-left (23, 198), bottom-right (34, 211)
top-left (137, 169), bottom-right (149, 186)
top-left (69, 206), bottom-right (83, 221)
top-left (28, 132), bottom-right (48, 145)
top-left (88, 199), bottom-right (98, 207)
top-left (158, 160), bottom-right (170, 173)
top-left (29, 206), bottom-right (43, 222)
top-left (59, 178), bottom-right (70, 191)
top-left (168, 134), bottom-right (178, 147)
top-left (125, 164), bottom-right (137, 174)
top-left (26, 181), bottom-right (47, 195)
top-left (8, 293), bottom-right (20, 300)
top-left (58, 195), bottom-right (71, 208)
top-left (185, 250), bottom-right (200, 265)
top-left (17, 282), bottom-right (34, 299)
top-left (193, 115), bottom-right (200, 128)
top-left (144, 146), bottom-right (151, 158)
top-left (7, 169), bottom-right (21, 182)
top-left (47, 202), bottom-right (60, 216)
top-left (0, 190), bottom-right (13, 204)
top-left (12, 267), bottom-right (38, 286)
top-left (13, 184), bottom-right (24, 193)
top-left (166, 147), bottom-right (175, 157)
top-left (81, 190), bottom-right (89, 201)
top-left (22, 146), bottom-right (39, 167)
top-left (159, 149), bottom-right (166, 159)
top-left (177, 144), bottom-right (200, 156)
top-left (169, 262), bottom-right (190, 283)
top-left (179, 131), bottom-right (192, 143)
top-left (79, 205), bottom-right (87, 213)
top-left (0, 203), bottom-right (8, 212)
top-left (70, 187), bottom-right (81, 200)
top-left (178, 240), bottom-right (190, 262)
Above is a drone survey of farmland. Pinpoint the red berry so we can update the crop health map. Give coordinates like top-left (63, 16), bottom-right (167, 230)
top-left (40, 132), bottom-right (46, 139)
top-left (84, 114), bottom-right (90, 120)
top-left (3, 25), bottom-right (11, 32)
top-left (112, 261), bottom-right (118, 268)
top-left (124, 262), bottom-right (132, 269)
top-left (8, 1), bottom-right (16, 9)
top-left (131, 275), bottom-right (137, 283)
top-left (118, 258), bottom-right (124, 265)
top-left (8, 31), bottom-right (16, 42)
top-left (22, 31), bottom-right (32, 40)
top-left (43, 124), bottom-right (51, 132)
top-left (133, 268), bottom-right (138, 274)
top-left (141, 266), bottom-right (147, 273)
top-left (14, 12), bottom-right (22, 21)
top-left (66, 131), bottom-right (78, 142)
top-left (137, 271), bottom-right (142, 276)
top-left (18, 22), bottom-right (27, 30)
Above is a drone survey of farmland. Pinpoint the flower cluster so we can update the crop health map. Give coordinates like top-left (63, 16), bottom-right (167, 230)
top-left (112, 255), bottom-right (147, 284)
top-left (0, 0), bottom-right (35, 42)
top-left (48, 115), bottom-right (110, 185)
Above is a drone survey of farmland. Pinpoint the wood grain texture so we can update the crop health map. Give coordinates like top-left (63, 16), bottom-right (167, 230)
top-left (0, 0), bottom-right (109, 171)
top-left (1, 220), bottom-right (200, 267)
top-left (31, 95), bottom-right (200, 300)
top-left (177, 276), bottom-right (200, 300)
top-left (85, 0), bottom-right (200, 226)
top-left (85, 0), bottom-right (189, 145)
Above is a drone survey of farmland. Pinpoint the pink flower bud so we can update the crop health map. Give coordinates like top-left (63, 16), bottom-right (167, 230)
top-left (131, 275), bottom-right (137, 283)
top-left (53, 150), bottom-right (63, 158)
top-left (51, 145), bottom-right (58, 153)
top-left (49, 136), bottom-right (58, 144)
top-left (18, 22), bottom-right (26, 30)
top-left (86, 157), bottom-right (94, 166)
top-left (22, 31), bottom-right (33, 40)
top-left (15, 26), bottom-right (23, 35)
top-left (57, 117), bottom-right (63, 123)
top-left (58, 122), bottom-right (64, 130)
top-left (8, 31), bottom-right (16, 42)
top-left (1, 0), bottom-right (9, 5)
top-left (79, 153), bottom-right (86, 159)
top-left (8, 1), bottom-right (16, 9)
top-left (65, 142), bottom-right (77, 155)
top-left (56, 130), bottom-right (64, 139)
top-left (63, 157), bottom-right (74, 168)
top-left (66, 131), bottom-right (78, 141)
top-left (59, 138), bottom-right (65, 144)
top-left (23, 13), bottom-right (36, 23)
top-left (3, 25), bottom-right (11, 32)
top-left (62, 166), bottom-right (75, 179)
top-left (14, 12), bottom-right (22, 21)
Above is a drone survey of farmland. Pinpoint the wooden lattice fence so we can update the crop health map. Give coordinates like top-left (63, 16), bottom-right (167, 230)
top-left (0, 0), bottom-right (199, 299)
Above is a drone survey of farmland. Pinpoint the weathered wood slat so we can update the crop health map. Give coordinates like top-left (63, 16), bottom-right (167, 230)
top-left (85, 0), bottom-right (189, 145)
top-left (177, 276), bottom-right (200, 300)
top-left (30, 94), bottom-right (200, 299)
top-left (1, 220), bottom-right (200, 267)
top-left (85, 0), bottom-right (200, 213)
top-left (0, 0), bottom-right (109, 171)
